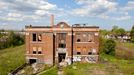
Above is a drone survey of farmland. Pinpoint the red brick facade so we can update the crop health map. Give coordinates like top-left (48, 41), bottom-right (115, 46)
top-left (25, 22), bottom-right (99, 65)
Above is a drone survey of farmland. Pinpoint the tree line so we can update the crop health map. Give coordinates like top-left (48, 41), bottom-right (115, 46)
top-left (0, 30), bottom-right (24, 49)
top-left (101, 25), bottom-right (134, 43)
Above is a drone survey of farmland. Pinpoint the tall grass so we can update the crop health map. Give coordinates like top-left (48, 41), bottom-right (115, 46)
top-left (0, 45), bottom-right (25, 75)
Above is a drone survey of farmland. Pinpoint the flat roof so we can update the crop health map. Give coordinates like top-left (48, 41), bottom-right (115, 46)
top-left (25, 25), bottom-right (99, 28)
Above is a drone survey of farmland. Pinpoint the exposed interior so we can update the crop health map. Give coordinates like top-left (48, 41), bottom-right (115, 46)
top-left (58, 53), bottom-right (66, 62)
top-left (29, 59), bottom-right (37, 64)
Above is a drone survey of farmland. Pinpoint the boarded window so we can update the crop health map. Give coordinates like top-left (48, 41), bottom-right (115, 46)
top-left (77, 47), bottom-right (81, 52)
top-left (83, 47), bottom-right (86, 51)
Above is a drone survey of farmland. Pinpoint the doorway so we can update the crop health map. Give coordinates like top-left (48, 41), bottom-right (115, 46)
top-left (58, 53), bottom-right (66, 62)
top-left (29, 59), bottom-right (37, 64)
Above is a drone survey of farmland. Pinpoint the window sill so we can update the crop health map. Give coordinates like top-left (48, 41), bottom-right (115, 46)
top-left (75, 42), bottom-right (95, 43)
top-left (26, 54), bottom-right (44, 55)
top-left (30, 41), bottom-right (45, 44)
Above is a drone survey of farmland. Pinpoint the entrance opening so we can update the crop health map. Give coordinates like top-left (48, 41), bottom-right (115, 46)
top-left (29, 59), bottom-right (36, 64)
top-left (58, 53), bottom-right (66, 63)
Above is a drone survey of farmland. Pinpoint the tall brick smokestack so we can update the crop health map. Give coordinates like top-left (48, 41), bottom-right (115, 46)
top-left (50, 14), bottom-right (54, 27)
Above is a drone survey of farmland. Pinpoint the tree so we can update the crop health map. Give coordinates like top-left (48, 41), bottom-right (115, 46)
top-left (111, 26), bottom-right (126, 39)
top-left (130, 25), bottom-right (134, 42)
top-left (103, 39), bottom-right (116, 56)
top-left (115, 28), bottom-right (125, 36)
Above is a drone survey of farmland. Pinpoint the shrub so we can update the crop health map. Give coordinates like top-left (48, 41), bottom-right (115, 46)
top-left (99, 37), bottom-right (116, 56)
top-left (103, 39), bottom-right (116, 56)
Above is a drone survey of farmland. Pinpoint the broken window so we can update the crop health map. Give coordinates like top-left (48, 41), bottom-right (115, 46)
top-left (33, 47), bottom-right (37, 54)
top-left (77, 52), bottom-right (81, 55)
top-left (38, 47), bottom-right (42, 54)
top-left (88, 34), bottom-right (92, 42)
top-left (32, 33), bottom-right (36, 41)
top-left (38, 34), bottom-right (42, 41)
top-left (32, 33), bottom-right (42, 42)
top-left (88, 52), bottom-right (92, 55)
top-left (59, 43), bottom-right (66, 48)
top-left (77, 39), bottom-right (81, 42)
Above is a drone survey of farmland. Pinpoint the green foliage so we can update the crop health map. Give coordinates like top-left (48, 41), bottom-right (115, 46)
top-left (130, 25), bottom-right (134, 42)
top-left (0, 30), bottom-right (24, 49)
top-left (63, 55), bottom-right (134, 75)
top-left (111, 25), bottom-right (126, 38)
top-left (40, 67), bottom-right (58, 75)
top-left (103, 39), bottom-right (116, 55)
top-left (115, 28), bottom-right (125, 36)
top-left (100, 38), bottom-right (116, 56)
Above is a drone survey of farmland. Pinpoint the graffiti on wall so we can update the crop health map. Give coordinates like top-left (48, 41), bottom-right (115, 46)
top-left (73, 55), bottom-right (98, 63)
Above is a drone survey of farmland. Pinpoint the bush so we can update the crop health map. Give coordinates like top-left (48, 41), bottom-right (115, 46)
top-left (100, 37), bottom-right (116, 56)
top-left (103, 39), bottom-right (116, 56)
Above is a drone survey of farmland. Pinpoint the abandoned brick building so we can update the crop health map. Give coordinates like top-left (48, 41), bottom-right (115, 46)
top-left (25, 15), bottom-right (100, 65)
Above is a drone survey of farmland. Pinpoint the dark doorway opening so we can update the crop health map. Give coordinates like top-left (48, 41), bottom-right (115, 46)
top-left (58, 53), bottom-right (66, 63)
top-left (29, 59), bottom-right (36, 64)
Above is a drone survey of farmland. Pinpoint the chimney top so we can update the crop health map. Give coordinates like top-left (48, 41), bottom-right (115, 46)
top-left (50, 14), bottom-right (54, 27)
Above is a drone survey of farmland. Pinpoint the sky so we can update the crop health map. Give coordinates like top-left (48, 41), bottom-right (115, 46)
top-left (0, 0), bottom-right (134, 30)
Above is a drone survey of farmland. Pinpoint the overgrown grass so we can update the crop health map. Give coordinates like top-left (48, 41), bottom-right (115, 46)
top-left (0, 45), bottom-right (25, 75)
top-left (117, 42), bottom-right (134, 49)
top-left (64, 54), bottom-right (134, 75)
top-left (116, 42), bottom-right (134, 59)
top-left (40, 66), bottom-right (58, 75)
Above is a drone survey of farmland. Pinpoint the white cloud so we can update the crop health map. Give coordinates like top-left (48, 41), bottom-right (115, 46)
top-left (72, 0), bottom-right (117, 16)
top-left (0, 0), bottom-right (58, 22)
top-left (7, 12), bottom-right (22, 17)
top-left (72, 0), bottom-right (132, 20)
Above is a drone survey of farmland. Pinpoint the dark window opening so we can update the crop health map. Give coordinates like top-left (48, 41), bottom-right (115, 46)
top-left (59, 43), bottom-right (66, 48)
top-left (88, 40), bottom-right (92, 42)
top-left (58, 53), bottom-right (66, 62)
top-left (88, 52), bottom-right (92, 55)
top-left (33, 51), bottom-right (36, 54)
top-left (32, 34), bottom-right (36, 41)
top-left (77, 52), bottom-right (81, 55)
top-left (77, 39), bottom-right (81, 42)
top-left (29, 59), bottom-right (36, 64)
top-left (38, 51), bottom-right (42, 54)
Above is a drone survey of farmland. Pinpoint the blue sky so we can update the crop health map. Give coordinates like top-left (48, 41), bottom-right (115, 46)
top-left (0, 0), bottom-right (134, 30)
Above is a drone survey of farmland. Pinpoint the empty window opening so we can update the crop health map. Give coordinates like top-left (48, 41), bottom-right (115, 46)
top-left (77, 39), bottom-right (81, 42)
top-left (59, 43), bottom-right (66, 48)
top-left (88, 52), bottom-right (92, 55)
top-left (77, 52), bottom-right (81, 55)
top-left (38, 47), bottom-right (42, 54)
top-left (33, 51), bottom-right (36, 54)
top-left (33, 47), bottom-right (36, 54)
top-left (38, 51), bottom-right (42, 54)
top-left (29, 59), bottom-right (36, 64)
top-left (32, 33), bottom-right (36, 41)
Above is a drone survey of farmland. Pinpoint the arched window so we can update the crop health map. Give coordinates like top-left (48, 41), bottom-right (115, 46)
top-left (77, 39), bottom-right (81, 42)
